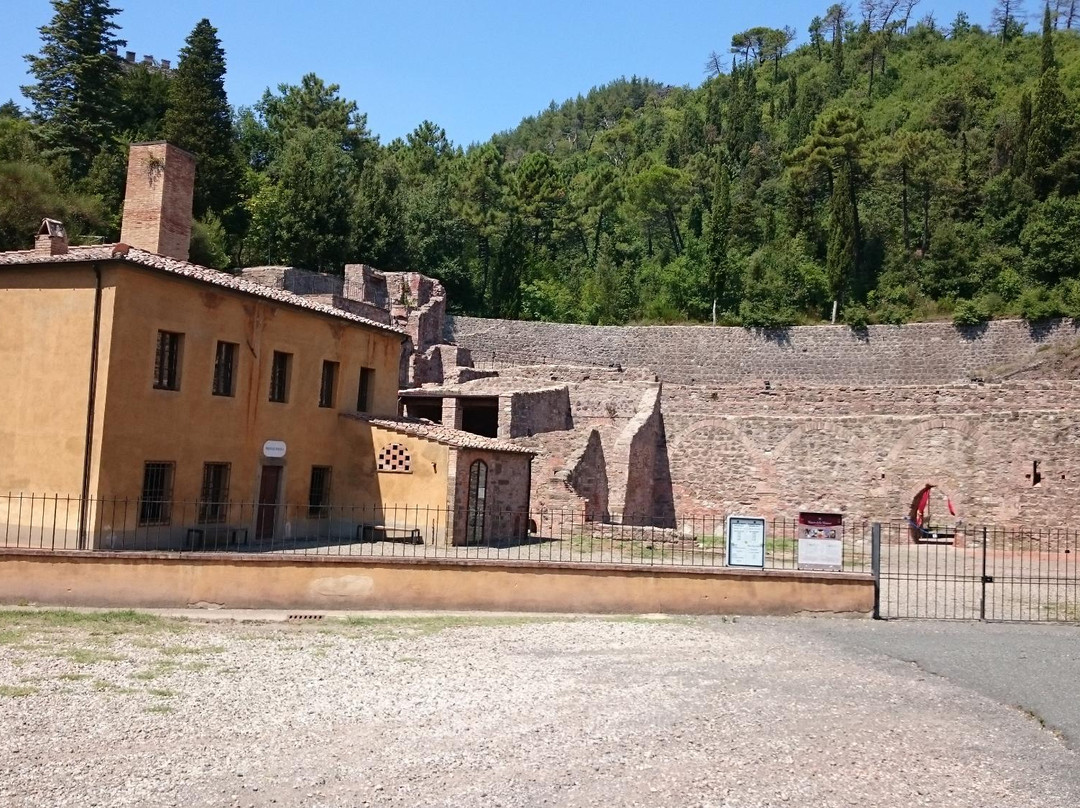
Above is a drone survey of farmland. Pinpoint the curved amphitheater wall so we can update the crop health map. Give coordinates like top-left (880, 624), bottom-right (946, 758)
top-left (449, 316), bottom-right (1079, 385)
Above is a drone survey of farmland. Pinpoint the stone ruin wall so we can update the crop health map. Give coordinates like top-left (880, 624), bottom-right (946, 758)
top-left (502, 387), bottom-right (573, 439)
top-left (661, 382), bottom-right (1080, 527)
top-left (449, 316), bottom-right (1080, 528)
top-left (449, 316), bottom-right (1080, 385)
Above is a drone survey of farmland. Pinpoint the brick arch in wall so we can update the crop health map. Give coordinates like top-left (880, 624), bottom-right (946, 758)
top-left (667, 419), bottom-right (776, 515)
top-left (771, 419), bottom-right (864, 457)
top-left (770, 420), bottom-right (868, 517)
top-left (880, 419), bottom-right (986, 523)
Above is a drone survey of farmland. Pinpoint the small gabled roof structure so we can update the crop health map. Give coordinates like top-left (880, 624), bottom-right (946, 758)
top-left (344, 412), bottom-right (536, 455)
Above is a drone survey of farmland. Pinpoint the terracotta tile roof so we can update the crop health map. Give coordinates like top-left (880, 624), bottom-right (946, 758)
top-left (0, 244), bottom-right (405, 337)
top-left (343, 412), bottom-right (536, 455)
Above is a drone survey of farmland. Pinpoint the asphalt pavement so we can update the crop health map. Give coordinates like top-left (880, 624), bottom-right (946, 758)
top-left (744, 617), bottom-right (1080, 748)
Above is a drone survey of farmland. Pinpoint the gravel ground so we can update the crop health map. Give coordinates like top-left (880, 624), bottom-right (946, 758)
top-left (1, 611), bottom-right (1078, 808)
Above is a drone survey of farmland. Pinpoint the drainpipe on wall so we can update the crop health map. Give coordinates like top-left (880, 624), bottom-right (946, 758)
top-left (78, 263), bottom-right (103, 549)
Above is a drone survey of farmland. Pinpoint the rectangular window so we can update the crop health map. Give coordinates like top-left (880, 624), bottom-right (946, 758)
top-left (212, 341), bottom-right (238, 397)
top-left (308, 466), bottom-right (332, 518)
top-left (198, 463), bottom-right (231, 524)
top-left (138, 462), bottom-right (174, 526)
top-left (153, 331), bottom-right (182, 390)
top-left (319, 361), bottom-right (339, 408)
top-left (269, 351), bottom-right (292, 403)
top-left (357, 367), bottom-right (375, 412)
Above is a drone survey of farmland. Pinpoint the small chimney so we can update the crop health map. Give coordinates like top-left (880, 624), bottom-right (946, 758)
top-left (125, 51), bottom-right (135, 63)
top-left (160, 59), bottom-right (170, 70)
top-left (119, 142), bottom-right (196, 261)
top-left (142, 55), bottom-right (153, 65)
top-left (35, 218), bottom-right (68, 256)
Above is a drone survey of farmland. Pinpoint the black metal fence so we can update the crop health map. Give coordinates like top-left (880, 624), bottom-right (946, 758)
top-left (874, 522), bottom-right (1080, 622)
top-left (0, 493), bottom-right (871, 573)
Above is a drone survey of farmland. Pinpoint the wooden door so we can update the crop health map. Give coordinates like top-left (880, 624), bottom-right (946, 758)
top-left (255, 466), bottom-right (282, 541)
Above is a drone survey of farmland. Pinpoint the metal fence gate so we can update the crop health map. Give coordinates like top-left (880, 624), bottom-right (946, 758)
top-left (874, 523), bottom-right (1080, 621)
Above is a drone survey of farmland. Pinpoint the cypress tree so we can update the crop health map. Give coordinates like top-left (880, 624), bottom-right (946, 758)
top-left (1012, 91), bottom-right (1033, 177)
top-left (826, 163), bottom-right (858, 305)
top-left (830, 20), bottom-right (845, 95)
top-left (1028, 4), bottom-right (1072, 196)
top-left (163, 19), bottom-right (239, 219)
top-left (22, 0), bottom-right (125, 179)
top-left (705, 160), bottom-right (732, 315)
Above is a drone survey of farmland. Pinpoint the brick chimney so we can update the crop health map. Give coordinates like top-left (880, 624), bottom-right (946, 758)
top-left (119, 141), bottom-right (196, 261)
top-left (34, 218), bottom-right (68, 256)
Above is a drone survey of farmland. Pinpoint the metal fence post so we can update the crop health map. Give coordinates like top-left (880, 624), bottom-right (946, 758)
top-left (979, 526), bottom-right (988, 622)
top-left (871, 523), bottom-right (882, 620)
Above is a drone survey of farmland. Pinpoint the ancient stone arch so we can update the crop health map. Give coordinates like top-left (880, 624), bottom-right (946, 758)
top-left (667, 419), bottom-right (775, 514)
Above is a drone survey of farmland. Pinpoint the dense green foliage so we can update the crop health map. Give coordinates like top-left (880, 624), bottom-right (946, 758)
top-left (5, 1), bottom-right (1080, 325)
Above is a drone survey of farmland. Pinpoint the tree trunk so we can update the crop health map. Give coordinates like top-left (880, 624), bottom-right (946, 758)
top-left (592, 210), bottom-right (605, 265)
top-left (921, 185), bottom-right (930, 252)
top-left (901, 165), bottom-right (910, 250)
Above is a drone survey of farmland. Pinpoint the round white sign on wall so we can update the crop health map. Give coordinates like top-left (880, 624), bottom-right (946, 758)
top-left (263, 440), bottom-right (287, 459)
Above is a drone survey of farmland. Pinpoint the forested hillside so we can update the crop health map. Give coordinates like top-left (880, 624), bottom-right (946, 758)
top-left (4, 1), bottom-right (1080, 327)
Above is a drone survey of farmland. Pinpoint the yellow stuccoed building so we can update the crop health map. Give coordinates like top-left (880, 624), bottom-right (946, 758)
top-left (0, 142), bottom-right (533, 550)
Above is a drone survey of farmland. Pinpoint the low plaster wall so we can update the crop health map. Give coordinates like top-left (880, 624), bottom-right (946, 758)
top-left (0, 550), bottom-right (872, 616)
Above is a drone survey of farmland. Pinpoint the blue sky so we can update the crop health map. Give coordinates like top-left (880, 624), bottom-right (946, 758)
top-left (3, 1), bottom-right (1005, 147)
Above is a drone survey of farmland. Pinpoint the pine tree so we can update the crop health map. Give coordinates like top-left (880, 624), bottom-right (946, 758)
top-left (163, 19), bottom-right (239, 219)
top-left (22, 0), bottom-right (125, 179)
top-left (992, 0), bottom-right (1026, 45)
top-left (1028, 3), bottom-right (1072, 196)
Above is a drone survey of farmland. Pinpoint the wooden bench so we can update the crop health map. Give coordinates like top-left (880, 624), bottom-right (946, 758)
top-left (356, 524), bottom-right (423, 544)
top-left (185, 527), bottom-right (248, 551)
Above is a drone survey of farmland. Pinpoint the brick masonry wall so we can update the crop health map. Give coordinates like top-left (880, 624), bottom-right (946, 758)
top-left (660, 382), bottom-right (1080, 527)
top-left (450, 448), bottom-right (532, 544)
top-left (501, 387), bottom-right (573, 438)
top-left (449, 316), bottom-right (1080, 386)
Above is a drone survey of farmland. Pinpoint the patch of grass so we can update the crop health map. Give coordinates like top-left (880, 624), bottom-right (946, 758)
top-left (0, 685), bottom-right (37, 697)
top-left (57, 673), bottom-right (91, 681)
top-left (342, 615), bottom-right (566, 636)
top-left (766, 537), bottom-right (797, 556)
top-left (93, 680), bottom-right (139, 694)
top-left (131, 663), bottom-right (177, 681)
top-left (1042, 603), bottom-right (1080, 622)
top-left (56, 647), bottom-right (126, 665)
top-left (0, 609), bottom-right (164, 629)
top-left (146, 688), bottom-right (175, 698)
top-left (181, 660), bottom-right (213, 672)
top-left (145, 704), bottom-right (174, 714)
top-left (158, 644), bottom-right (224, 657)
top-left (0, 629), bottom-right (27, 645)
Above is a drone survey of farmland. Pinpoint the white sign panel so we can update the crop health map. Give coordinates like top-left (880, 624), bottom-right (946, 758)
top-left (262, 440), bottom-right (287, 459)
top-left (798, 538), bottom-right (843, 571)
top-left (726, 515), bottom-right (766, 569)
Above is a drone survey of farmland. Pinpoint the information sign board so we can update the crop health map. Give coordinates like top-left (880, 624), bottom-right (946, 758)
top-left (726, 515), bottom-right (766, 569)
top-left (797, 538), bottom-right (844, 571)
